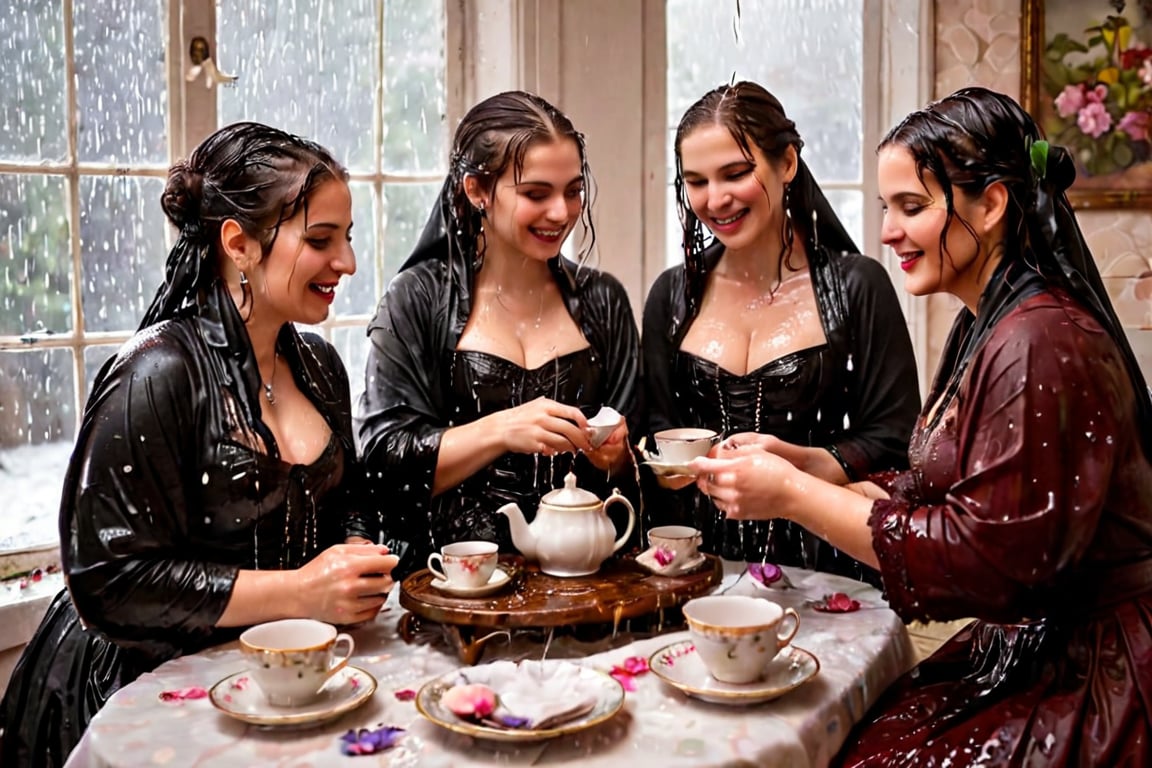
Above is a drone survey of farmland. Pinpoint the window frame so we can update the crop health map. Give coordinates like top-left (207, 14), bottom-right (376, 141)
top-left (0, 0), bottom-right (462, 555)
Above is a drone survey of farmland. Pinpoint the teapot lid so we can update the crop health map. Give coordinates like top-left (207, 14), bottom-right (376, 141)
top-left (541, 472), bottom-right (600, 507)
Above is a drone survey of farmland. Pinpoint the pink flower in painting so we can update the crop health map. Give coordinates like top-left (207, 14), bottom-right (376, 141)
top-left (1119, 111), bottom-right (1151, 142)
top-left (1078, 101), bottom-right (1114, 138)
top-left (1054, 84), bottom-right (1086, 117)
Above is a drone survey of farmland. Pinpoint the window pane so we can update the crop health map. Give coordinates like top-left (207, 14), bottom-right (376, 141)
top-left (335, 182), bottom-right (379, 318)
top-left (824, 190), bottom-right (863, 253)
top-left (74, 0), bottom-right (168, 164)
top-left (218, 0), bottom-right (379, 171)
top-left (383, 0), bottom-right (447, 173)
top-left (0, 348), bottom-right (75, 548)
top-left (332, 325), bottom-right (369, 405)
top-left (382, 182), bottom-right (440, 280)
top-left (0, 174), bottom-right (73, 336)
top-left (83, 344), bottom-right (119, 399)
top-left (0, 1), bottom-right (67, 162)
top-left (666, 0), bottom-right (863, 265)
top-left (666, 0), bottom-right (862, 183)
top-left (79, 176), bottom-right (168, 333)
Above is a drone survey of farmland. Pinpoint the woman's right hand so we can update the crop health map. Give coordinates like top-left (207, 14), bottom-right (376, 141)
top-left (294, 544), bottom-right (398, 626)
top-left (499, 397), bottom-right (594, 456)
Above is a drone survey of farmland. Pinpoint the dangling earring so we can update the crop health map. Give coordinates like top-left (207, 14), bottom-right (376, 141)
top-left (238, 270), bottom-right (254, 321)
top-left (473, 203), bottom-right (487, 271)
top-left (782, 182), bottom-right (794, 247)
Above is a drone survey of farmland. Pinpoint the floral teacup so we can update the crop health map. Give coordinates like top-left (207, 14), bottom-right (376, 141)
top-left (682, 595), bottom-right (800, 684)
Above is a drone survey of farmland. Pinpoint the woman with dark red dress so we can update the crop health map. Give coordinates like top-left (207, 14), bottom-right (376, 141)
top-left (692, 87), bottom-right (1152, 766)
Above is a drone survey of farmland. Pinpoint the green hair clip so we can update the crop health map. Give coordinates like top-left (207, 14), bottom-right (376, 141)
top-left (1029, 139), bottom-right (1050, 184)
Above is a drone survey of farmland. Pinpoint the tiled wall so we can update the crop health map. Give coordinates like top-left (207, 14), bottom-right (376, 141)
top-left (931, 0), bottom-right (1152, 381)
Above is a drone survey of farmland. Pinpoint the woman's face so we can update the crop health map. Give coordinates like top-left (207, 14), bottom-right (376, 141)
top-left (479, 138), bottom-right (584, 263)
top-left (878, 145), bottom-right (991, 309)
top-left (678, 124), bottom-right (794, 254)
top-left (251, 179), bottom-right (356, 327)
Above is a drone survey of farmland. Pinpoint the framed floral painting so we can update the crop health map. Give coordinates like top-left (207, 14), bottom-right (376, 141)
top-left (1022, 0), bottom-right (1152, 208)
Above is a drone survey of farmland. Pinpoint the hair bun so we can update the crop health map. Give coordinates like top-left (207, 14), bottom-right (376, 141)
top-left (161, 161), bottom-right (204, 230)
top-left (1046, 145), bottom-right (1077, 193)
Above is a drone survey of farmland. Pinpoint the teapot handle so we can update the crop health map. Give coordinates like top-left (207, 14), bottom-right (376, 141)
top-left (604, 490), bottom-right (636, 554)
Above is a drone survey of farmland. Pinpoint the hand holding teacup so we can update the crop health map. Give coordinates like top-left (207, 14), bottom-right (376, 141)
top-left (294, 543), bottom-right (399, 626)
top-left (692, 446), bottom-right (800, 520)
top-left (240, 619), bottom-right (355, 706)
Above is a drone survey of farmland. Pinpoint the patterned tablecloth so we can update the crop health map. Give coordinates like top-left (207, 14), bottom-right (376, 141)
top-left (67, 562), bottom-right (915, 768)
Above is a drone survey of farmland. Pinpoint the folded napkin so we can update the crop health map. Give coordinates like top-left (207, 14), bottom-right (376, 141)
top-left (460, 661), bottom-right (599, 730)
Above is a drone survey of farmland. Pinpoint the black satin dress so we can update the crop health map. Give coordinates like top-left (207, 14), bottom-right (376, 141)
top-left (358, 256), bottom-right (642, 578)
top-left (643, 247), bottom-right (921, 583)
top-left (0, 285), bottom-right (371, 767)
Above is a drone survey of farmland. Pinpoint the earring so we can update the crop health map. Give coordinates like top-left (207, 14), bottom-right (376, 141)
top-left (782, 182), bottom-right (795, 246)
top-left (239, 271), bottom-right (249, 286)
top-left (238, 270), bottom-right (254, 320)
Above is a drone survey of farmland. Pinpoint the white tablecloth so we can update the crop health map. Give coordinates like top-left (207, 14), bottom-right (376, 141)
top-left (68, 563), bottom-right (914, 768)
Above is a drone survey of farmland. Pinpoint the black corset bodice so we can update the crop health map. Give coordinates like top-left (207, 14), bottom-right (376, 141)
top-left (428, 347), bottom-right (615, 552)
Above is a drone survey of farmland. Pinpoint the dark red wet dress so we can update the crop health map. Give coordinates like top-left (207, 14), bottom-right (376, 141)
top-left (837, 287), bottom-right (1152, 767)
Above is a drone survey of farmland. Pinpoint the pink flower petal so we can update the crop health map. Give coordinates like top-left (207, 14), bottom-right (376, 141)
top-left (442, 683), bottom-right (497, 718)
top-left (159, 686), bottom-right (209, 701)
top-left (809, 592), bottom-right (861, 613)
top-left (653, 546), bottom-right (675, 567)
top-left (610, 671), bottom-right (638, 691)
top-left (394, 688), bottom-right (416, 701)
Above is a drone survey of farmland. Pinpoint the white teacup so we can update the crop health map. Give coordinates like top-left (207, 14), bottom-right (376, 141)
top-left (240, 619), bottom-right (354, 706)
top-left (653, 428), bottom-right (719, 464)
top-left (427, 540), bottom-right (499, 588)
top-left (585, 406), bottom-right (624, 449)
top-left (646, 525), bottom-right (703, 569)
top-left (682, 595), bottom-right (800, 684)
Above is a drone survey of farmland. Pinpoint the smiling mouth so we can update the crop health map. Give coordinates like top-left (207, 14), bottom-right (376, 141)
top-left (311, 283), bottom-right (336, 294)
top-left (711, 210), bottom-right (748, 226)
top-left (530, 227), bottom-right (565, 239)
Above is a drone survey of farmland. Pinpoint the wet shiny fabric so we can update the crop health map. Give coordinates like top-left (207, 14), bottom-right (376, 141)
top-left (358, 257), bottom-right (642, 579)
top-left (838, 289), bottom-right (1152, 767)
top-left (642, 250), bottom-right (920, 581)
top-left (432, 347), bottom-right (633, 554)
top-left (0, 284), bottom-right (368, 767)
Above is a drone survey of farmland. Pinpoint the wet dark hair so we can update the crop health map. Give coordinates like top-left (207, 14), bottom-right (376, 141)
top-left (881, 86), bottom-right (1152, 456)
top-left (673, 81), bottom-right (856, 313)
top-left (144, 121), bottom-right (349, 327)
top-left (404, 90), bottom-right (596, 274)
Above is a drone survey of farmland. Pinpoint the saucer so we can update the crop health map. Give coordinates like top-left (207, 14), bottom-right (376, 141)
top-left (209, 665), bottom-right (376, 727)
top-left (634, 548), bottom-right (708, 577)
top-left (648, 641), bottom-right (819, 705)
top-left (641, 458), bottom-right (701, 477)
top-left (430, 566), bottom-right (512, 597)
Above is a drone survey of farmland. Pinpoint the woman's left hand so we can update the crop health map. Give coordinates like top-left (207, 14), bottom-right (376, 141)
top-left (583, 421), bottom-right (630, 473)
top-left (692, 446), bottom-right (801, 520)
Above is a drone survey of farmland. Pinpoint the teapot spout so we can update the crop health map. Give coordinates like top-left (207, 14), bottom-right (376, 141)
top-left (497, 502), bottom-right (537, 560)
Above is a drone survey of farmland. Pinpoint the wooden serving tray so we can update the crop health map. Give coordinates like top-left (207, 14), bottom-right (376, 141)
top-left (398, 554), bottom-right (722, 663)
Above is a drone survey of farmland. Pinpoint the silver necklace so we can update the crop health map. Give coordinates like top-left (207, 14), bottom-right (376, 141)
top-left (262, 353), bottom-right (278, 406)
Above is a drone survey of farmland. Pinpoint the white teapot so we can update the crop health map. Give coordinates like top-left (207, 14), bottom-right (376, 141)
top-left (497, 472), bottom-right (636, 577)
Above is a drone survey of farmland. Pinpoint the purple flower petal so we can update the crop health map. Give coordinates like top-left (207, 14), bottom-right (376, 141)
top-left (340, 725), bottom-right (405, 755)
top-left (748, 561), bottom-right (782, 585)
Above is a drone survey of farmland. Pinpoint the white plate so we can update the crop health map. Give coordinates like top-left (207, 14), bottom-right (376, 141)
top-left (633, 548), bottom-right (708, 577)
top-left (648, 641), bottom-right (819, 705)
top-left (209, 665), bottom-right (376, 727)
top-left (431, 566), bottom-right (512, 597)
top-left (415, 660), bottom-right (624, 742)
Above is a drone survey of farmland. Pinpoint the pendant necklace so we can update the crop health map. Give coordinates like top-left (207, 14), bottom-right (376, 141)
top-left (262, 353), bottom-right (278, 406)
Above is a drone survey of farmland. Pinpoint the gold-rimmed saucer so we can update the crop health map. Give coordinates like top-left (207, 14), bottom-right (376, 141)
top-left (430, 566), bottom-right (512, 597)
top-left (634, 548), bottom-right (708, 577)
top-left (209, 665), bottom-right (376, 727)
top-left (648, 640), bottom-right (819, 705)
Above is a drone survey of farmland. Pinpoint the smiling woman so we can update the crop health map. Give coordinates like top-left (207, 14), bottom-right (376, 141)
top-left (0, 123), bottom-right (398, 767)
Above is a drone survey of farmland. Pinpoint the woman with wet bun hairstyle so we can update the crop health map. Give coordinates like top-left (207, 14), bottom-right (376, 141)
top-left (689, 87), bottom-right (1152, 766)
top-left (0, 122), bottom-right (396, 766)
